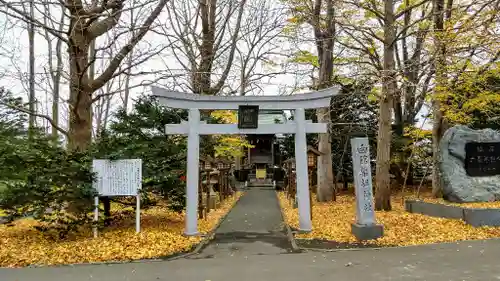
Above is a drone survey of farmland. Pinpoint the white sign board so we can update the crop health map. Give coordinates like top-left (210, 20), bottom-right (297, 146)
top-left (92, 159), bottom-right (142, 196)
top-left (92, 159), bottom-right (143, 237)
top-left (350, 138), bottom-right (376, 225)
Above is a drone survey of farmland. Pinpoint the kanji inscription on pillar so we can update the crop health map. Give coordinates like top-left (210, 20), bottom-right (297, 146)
top-left (350, 138), bottom-right (376, 225)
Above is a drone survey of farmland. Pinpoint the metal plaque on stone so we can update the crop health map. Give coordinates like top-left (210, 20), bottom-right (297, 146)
top-left (465, 142), bottom-right (500, 177)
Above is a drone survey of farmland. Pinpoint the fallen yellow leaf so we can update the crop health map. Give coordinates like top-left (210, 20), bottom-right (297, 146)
top-left (278, 192), bottom-right (500, 247)
top-left (0, 192), bottom-right (242, 267)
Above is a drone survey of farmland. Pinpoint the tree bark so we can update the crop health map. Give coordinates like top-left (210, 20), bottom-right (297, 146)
top-left (67, 15), bottom-right (92, 151)
top-left (375, 0), bottom-right (396, 211)
top-left (431, 0), bottom-right (446, 197)
top-left (316, 108), bottom-right (335, 201)
top-left (28, 0), bottom-right (35, 137)
top-left (68, 87), bottom-right (93, 150)
top-left (51, 33), bottom-right (63, 141)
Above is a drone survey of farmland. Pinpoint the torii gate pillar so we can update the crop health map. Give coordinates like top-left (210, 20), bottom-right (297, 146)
top-left (185, 108), bottom-right (201, 235)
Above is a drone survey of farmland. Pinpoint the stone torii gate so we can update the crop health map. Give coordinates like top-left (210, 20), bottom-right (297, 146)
top-left (151, 86), bottom-right (340, 235)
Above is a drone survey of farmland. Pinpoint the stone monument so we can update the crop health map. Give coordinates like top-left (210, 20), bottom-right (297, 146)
top-left (440, 125), bottom-right (500, 202)
top-left (350, 137), bottom-right (383, 240)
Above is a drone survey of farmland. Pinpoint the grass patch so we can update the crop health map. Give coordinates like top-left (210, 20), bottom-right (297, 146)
top-left (278, 192), bottom-right (500, 247)
top-left (0, 192), bottom-right (242, 268)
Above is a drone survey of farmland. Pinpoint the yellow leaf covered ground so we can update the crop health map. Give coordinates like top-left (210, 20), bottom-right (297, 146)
top-left (402, 190), bottom-right (500, 208)
top-left (278, 192), bottom-right (500, 247)
top-left (0, 192), bottom-right (241, 268)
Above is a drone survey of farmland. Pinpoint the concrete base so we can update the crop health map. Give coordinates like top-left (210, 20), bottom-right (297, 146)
top-left (296, 229), bottom-right (312, 234)
top-left (463, 208), bottom-right (500, 227)
top-left (405, 200), bottom-right (464, 219)
top-left (351, 223), bottom-right (384, 241)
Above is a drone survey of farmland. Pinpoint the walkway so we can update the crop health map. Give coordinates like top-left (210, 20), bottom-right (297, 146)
top-left (3, 239), bottom-right (500, 280)
top-left (192, 185), bottom-right (294, 258)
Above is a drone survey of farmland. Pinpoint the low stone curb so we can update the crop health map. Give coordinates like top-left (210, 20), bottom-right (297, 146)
top-left (10, 193), bottom-right (245, 269)
top-left (295, 237), bottom-right (500, 252)
top-left (406, 200), bottom-right (500, 227)
top-left (274, 191), bottom-right (301, 253)
top-left (295, 239), bottom-right (386, 252)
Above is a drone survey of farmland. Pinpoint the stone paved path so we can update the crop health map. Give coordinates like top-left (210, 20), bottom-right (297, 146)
top-left (191, 185), bottom-right (293, 259)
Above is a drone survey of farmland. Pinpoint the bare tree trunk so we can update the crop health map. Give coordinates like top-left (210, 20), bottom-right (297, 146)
top-left (189, 0), bottom-right (246, 95)
top-left (317, 108), bottom-right (335, 201)
top-left (95, 97), bottom-right (104, 135)
top-left (375, 0), bottom-right (396, 211)
top-left (28, 0), bottom-right (35, 137)
top-left (102, 95), bottom-right (112, 129)
top-left (67, 16), bottom-right (92, 150)
top-left (68, 88), bottom-right (93, 150)
top-left (122, 2), bottom-right (135, 110)
top-left (123, 52), bottom-right (133, 110)
top-left (40, 3), bottom-right (65, 142)
top-left (51, 30), bottom-right (63, 141)
top-left (431, 0), bottom-right (446, 197)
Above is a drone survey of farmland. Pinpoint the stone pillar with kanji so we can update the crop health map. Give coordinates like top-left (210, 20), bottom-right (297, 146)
top-left (350, 137), bottom-right (384, 240)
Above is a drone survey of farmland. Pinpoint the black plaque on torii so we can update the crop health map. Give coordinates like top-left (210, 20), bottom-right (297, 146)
top-left (238, 105), bottom-right (259, 129)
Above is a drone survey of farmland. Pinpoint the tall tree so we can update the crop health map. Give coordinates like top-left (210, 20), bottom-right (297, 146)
top-left (0, 0), bottom-right (169, 150)
top-left (431, 0), bottom-right (446, 197)
top-left (311, 0), bottom-right (335, 201)
top-left (285, 0), bottom-right (337, 201)
top-left (232, 0), bottom-right (288, 96)
top-left (27, 0), bottom-right (35, 137)
top-left (430, 0), bottom-right (499, 196)
top-left (162, 0), bottom-right (246, 95)
top-left (375, 0), bottom-right (396, 211)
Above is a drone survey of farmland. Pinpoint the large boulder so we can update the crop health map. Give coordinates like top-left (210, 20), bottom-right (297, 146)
top-left (440, 125), bottom-right (500, 202)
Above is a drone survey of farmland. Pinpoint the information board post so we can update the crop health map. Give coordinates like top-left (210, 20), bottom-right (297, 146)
top-left (93, 196), bottom-right (99, 238)
top-left (136, 193), bottom-right (141, 233)
top-left (350, 138), bottom-right (383, 241)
